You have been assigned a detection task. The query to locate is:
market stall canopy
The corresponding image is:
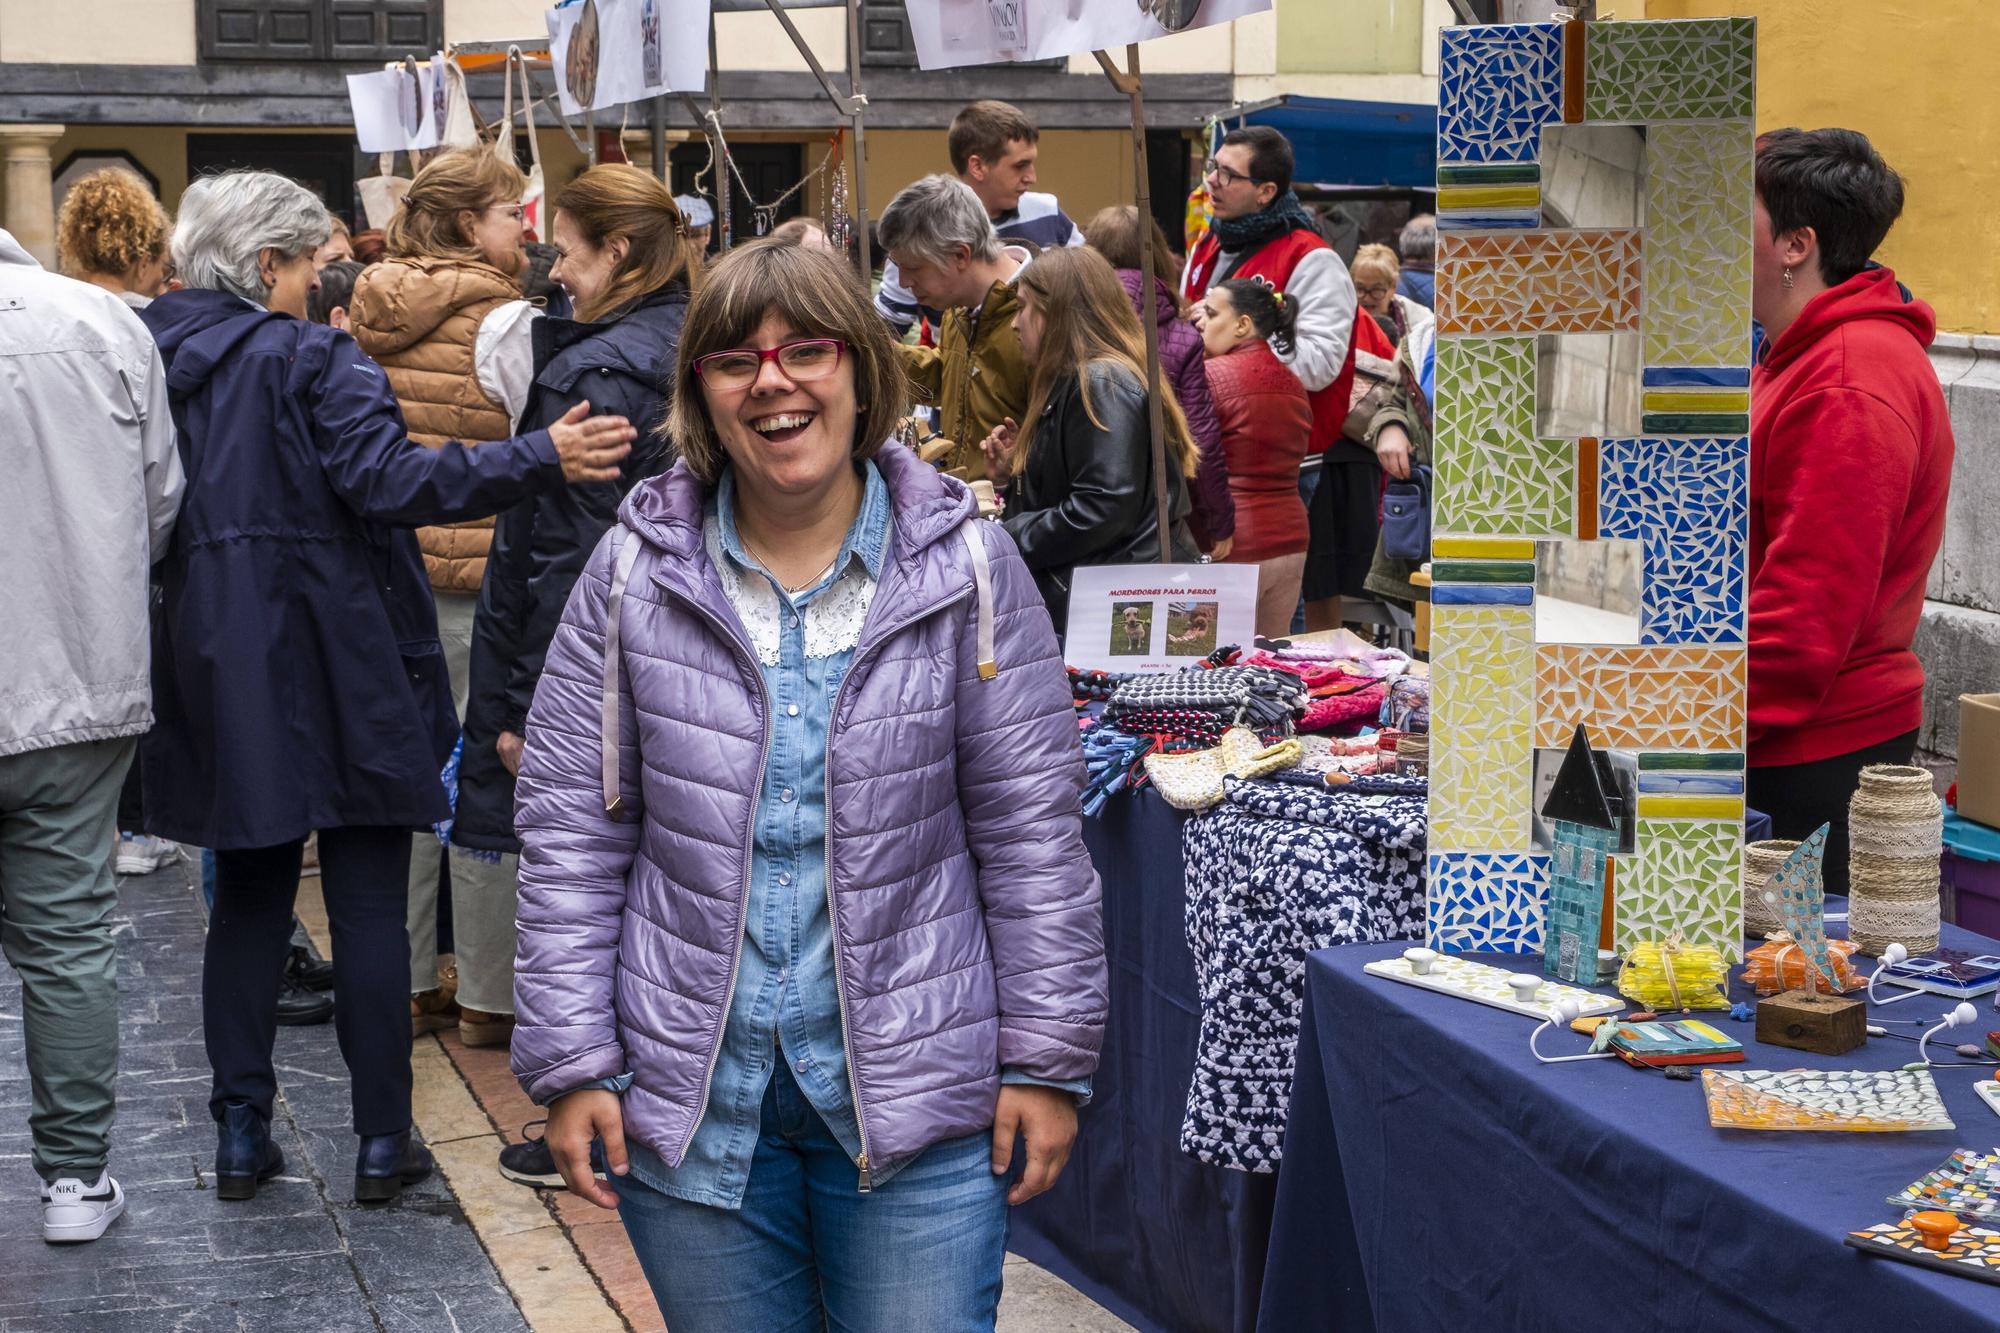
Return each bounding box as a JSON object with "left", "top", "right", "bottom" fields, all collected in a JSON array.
[{"left": 1220, "top": 95, "right": 1437, "bottom": 190}]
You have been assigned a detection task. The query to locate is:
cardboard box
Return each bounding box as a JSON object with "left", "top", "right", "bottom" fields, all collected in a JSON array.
[{"left": 1960, "top": 694, "right": 2000, "bottom": 831}]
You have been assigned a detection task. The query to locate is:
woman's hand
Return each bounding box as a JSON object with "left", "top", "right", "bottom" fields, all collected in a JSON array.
[
  {"left": 1207, "top": 535, "right": 1234, "bottom": 562},
  {"left": 979, "top": 417, "right": 1018, "bottom": 486},
  {"left": 497, "top": 730, "right": 524, "bottom": 777},
  {"left": 546, "top": 1088, "right": 629, "bottom": 1210},
  {"left": 1375, "top": 422, "right": 1413, "bottom": 481},
  {"left": 548, "top": 400, "right": 636, "bottom": 484},
  {"left": 990, "top": 1084, "right": 1078, "bottom": 1206}
]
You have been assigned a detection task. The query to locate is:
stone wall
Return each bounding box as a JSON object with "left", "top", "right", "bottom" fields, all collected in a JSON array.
[{"left": 1916, "top": 334, "right": 2000, "bottom": 780}]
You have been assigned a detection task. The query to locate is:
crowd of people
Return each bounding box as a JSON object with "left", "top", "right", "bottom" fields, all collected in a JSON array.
[{"left": 0, "top": 90, "right": 1955, "bottom": 1331}]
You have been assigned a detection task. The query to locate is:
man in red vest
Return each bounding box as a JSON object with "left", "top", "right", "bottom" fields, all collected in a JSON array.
[{"left": 1184, "top": 126, "right": 1392, "bottom": 629}]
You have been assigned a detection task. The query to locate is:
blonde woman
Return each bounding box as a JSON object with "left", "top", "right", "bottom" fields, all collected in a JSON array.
[
  {"left": 1352, "top": 241, "right": 1433, "bottom": 350},
  {"left": 981, "top": 246, "right": 1199, "bottom": 632}
]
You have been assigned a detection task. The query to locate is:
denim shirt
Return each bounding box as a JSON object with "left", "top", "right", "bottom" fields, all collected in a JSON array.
[{"left": 593, "top": 460, "right": 1085, "bottom": 1209}]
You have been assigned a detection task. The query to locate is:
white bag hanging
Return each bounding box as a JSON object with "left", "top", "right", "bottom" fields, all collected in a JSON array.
[
  {"left": 435, "top": 53, "right": 482, "bottom": 149},
  {"left": 496, "top": 48, "right": 548, "bottom": 237},
  {"left": 357, "top": 151, "right": 410, "bottom": 230}
]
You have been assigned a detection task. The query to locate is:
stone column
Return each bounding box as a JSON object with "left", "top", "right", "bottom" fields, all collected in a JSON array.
[{"left": 0, "top": 124, "right": 67, "bottom": 269}]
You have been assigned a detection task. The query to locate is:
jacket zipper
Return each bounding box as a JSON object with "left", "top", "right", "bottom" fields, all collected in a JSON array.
[
  {"left": 659, "top": 587, "right": 771, "bottom": 1167},
  {"left": 824, "top": 583, "right": 974, "bottom": 1193}
]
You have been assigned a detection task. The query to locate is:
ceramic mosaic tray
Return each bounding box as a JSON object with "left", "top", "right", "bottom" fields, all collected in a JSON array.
[
  {"left": 1701, "top": 1068, "right": 1956, "bottom": 1132},
  {"left": 1889, "top": 1149, "right": 2000, "bottom": 1221},
  {"left": 1846, "top": 1220, "right": 2000, "bottom": 1288},
  {"left": 1363, "top": 955, "right": 1623, "bottom": 1021}
]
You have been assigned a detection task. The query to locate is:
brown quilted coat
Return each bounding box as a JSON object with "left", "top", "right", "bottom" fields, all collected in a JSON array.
[{"left": 350, "top": 256, "right": 520, "bottom": 592}]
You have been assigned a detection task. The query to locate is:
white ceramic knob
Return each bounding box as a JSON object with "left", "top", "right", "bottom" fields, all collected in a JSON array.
[
  {"left": 1508, "top": 974, "right": 1543, "bottom": 1004},
  {"left": 1403, "top": 947, "right": 1439, "bottom": 976}
]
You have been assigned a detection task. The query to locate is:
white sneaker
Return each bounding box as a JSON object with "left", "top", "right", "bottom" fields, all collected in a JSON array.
[
  {"left": 41, "top": 1172, "right": 125, "bottom": 1243},
  {"left": 115, "top": 834, "right": 181, "bottom": 876}
]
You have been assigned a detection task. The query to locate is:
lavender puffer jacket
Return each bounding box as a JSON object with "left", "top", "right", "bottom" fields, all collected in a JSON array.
[{"left": 509, "top": 441, "right": 1107, "bottom": 1178}]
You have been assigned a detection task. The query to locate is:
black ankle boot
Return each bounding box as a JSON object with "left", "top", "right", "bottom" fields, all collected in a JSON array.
[
  {"left": 354, "top": 1130, "right": 434, "bottom": 1204},
  {"left": 215, "top": 1100, "right": 284, "bottom": 1201}
]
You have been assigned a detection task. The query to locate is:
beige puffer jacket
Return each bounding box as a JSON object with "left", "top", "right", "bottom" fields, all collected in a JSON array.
[{"left": 350, "top": 256, "right": 519, "bottom": 592}]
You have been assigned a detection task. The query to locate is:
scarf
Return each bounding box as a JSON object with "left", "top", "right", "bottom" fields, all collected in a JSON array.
[{"left": 1211, "top": 191, "right": 1322, "bottom": 257}]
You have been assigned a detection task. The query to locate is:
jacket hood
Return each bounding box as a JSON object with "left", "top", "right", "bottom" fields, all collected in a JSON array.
[
  {"left": 535, "top": 283, "right": 688, "bottom": 390},
  {"left": 140, "top": 288, "right": 293, "bottom": 396},
  {"left": 349, "top": 256, "right": 521, "bottom": 358},
  {"left": 0, "top": 229, "right": 38, "bottom": 269},
  {"left": 1115, "top": 268, "right": 1182, "bottom": 328},
  {"left": 619, "top": 441, "right": 975, "bottom": 564},
  {"left": 1761, "top": 264, "right": 1936, "bottom": 376}
]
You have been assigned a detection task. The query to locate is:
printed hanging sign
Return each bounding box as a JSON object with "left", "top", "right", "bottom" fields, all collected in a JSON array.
[
  {"left": 346, "top": 59, "right": 440, "bottom": 153},
  {"left": 904, "top": 0, "right": 1271, "bottom": 70},
  {"left": 546, "top": 0, "right": 712, "bottom": 115}
]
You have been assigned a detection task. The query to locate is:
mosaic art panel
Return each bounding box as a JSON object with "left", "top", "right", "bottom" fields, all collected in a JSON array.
[
  {"left": 1584, "top": 18, "right": 1754, "bottom": 122},
  {"left": 1433, "top": 337, "right": 1575, "bottom": 537},
  {"left": 1436, "top": 230, "right": 1643, "bottom": 336},
  {"left": 1643, "top": 121, "right": 1754, "bottom": 369},
  {"left": 1430, "top": 603, "right": 1536, "bottom": 849},
  {"left": 1533, "top": 645, "right": 1746, "bottom": 751},
  {"left": 1438, "top": 23, "right": 1563, "bottom": 165},
  {"left": 1597, "top": 436, "right": 1748, "bottom": 645},
  {"left": 1703, "top": 1068, "right": 1954, "bottom": 1132},
  {"left": 1621, "top": 818, "right": 1742, "bottom": 958},
  {"left": 1427, "top": 852, "right": 1549, "bottom": 953}
]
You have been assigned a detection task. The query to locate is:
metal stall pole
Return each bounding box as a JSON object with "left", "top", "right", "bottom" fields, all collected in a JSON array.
[
  {"left": 649, "top": 94, "right": 667, "bottom": 182},
  {"left": 711, "top": 14, "right": 732, "bottom": 250},
  {"left": 1095, "top": 44, "right": 1173, "bottom": 565},
  {"left": 845, "top": 0, "right": 872, "bottom": 274}
]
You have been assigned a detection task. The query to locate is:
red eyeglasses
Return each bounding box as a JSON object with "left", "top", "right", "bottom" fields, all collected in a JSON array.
[{"left": 692, "top": 338, "right": 846, "bottom": 391}]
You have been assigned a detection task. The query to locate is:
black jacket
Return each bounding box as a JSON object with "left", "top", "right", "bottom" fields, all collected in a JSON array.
[
  {"left": 453, "top": 284, "right": 687, "bottom": 851},
  {"left": 1001, "top": 360, "right": 1197, "bottom": 632}
]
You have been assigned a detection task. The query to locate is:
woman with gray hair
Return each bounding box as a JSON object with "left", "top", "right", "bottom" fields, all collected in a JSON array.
[{"left": 138, "top": 171, "right": 638, "bottom": 1206}]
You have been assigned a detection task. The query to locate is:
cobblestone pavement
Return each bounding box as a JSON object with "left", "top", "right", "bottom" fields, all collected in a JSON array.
[
  {"left": 0, "top": 862, "right": 526, "bottom": 1333},
  {"left": 2, "top": 862, "right": 1130, "bottom": 1332}
]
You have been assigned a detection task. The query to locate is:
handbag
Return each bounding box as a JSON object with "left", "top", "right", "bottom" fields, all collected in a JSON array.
[
  {"left": 1379, "top": 464, "right": 1431, "bottom": 561},
  {"left": 494, "top": 47, "right": 548, "bottom": 237}
]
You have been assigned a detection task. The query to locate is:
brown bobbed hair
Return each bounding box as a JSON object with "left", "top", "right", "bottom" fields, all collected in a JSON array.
[
  {"left": 948, "top": 100, "right": 1038, "bottom": 175},
  {"left": 552, "top": 164, "right": 699, "bottom": 324},
  {"left": 1015, "top": 246, "right": 1198, "bottom": 479},
  {"left": 662, "top": 241, "right": 909, "bottom": 486},
  {"left": 1083, "top": 204, "right": 1186, "bottom": 314},
  {"left": 385, "top": 148, "right": 528, "bottom": 263},
  {"left": 57, "top": 169, "right": 170, "bottom": 280}
]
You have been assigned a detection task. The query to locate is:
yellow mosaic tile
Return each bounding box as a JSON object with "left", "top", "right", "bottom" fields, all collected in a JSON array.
[
  {"left": 1643, "top": 121, "right": 1754, "bottom": 369},
  {"left": 1430, "top": 603, "right": 1536, "bottom": 850}
]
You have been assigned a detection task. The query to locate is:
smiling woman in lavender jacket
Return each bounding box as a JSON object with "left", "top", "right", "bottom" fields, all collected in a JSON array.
[{"left": 508, "top": 241, "right": 1106, "bottom": 1331}]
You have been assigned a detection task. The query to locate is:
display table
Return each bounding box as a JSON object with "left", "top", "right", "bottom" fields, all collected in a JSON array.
[
  {"left": 1011, "top": 788, "right": 1276, "bottom": 1333},
  {"left": 1259, "top": 922, "right": 2000, "bottom": 1332}
]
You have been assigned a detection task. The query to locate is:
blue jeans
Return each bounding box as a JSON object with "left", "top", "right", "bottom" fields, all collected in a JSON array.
[{"left": 613, "top": 1063, "right": 1009, "bottom": 1332}]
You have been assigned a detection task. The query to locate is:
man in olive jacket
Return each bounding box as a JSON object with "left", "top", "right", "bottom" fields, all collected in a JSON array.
[{"left": 879, "top": 175, "right": 1033, "bottom": 480}]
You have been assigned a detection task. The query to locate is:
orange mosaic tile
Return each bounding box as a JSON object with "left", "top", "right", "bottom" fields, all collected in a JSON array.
[
  {"left": 1436, "top": 229, "right": 1643, "bottom": 335},
  {"left": 1534, "top": 644, "right": 1746, "bottom": 750}
]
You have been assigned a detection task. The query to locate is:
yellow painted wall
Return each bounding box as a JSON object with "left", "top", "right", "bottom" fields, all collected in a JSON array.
[
  {"left": 0, "top": 0, "right": 196, "bottom": 64},
  {"left": 1644, "top": 0, "right": 2000, "bottom": 334},
  {"left": 1278, "top": 0, "right": 1428, "bottom": 75}
]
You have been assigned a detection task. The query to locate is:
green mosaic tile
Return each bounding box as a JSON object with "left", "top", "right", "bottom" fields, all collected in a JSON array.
[{"left": 1584, "top": 18, "right": 1754, "bottom": 122}]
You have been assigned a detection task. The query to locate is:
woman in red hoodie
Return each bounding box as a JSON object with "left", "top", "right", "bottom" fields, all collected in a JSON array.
[
  {"left": 1200, "top": 277, "right": 1314, "bottom": 637},
  {"left": 1746, "top": 128, "right": 1955, "bottom": 892}
]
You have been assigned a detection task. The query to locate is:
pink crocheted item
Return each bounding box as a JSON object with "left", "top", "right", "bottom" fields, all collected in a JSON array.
[{"left": 1299, "top": 679, "right": 1391, "bottom": 733}]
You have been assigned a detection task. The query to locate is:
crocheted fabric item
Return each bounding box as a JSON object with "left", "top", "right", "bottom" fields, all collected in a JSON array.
[
  {"left": 1110, "top": 707, "right": 1232, "bottom": 749},
  {"left": 1181, "top": 774, "right": 1427, "bottom": 1172},
  {"left": 1079, "top": 722, "right": 1153, "bottom": 817},
  {"left": 1300, "top": 678, "right": 1391, "bottom": 733},
  {"left": 1145, "top": 729, "right": 1304, "bottom": 812},
  {"left": 1107, "top": 665, "right": 1308, "bottom": 730}
]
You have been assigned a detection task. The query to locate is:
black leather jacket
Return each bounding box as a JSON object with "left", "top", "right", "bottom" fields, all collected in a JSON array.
[{"left": 1002, "top": 360, "right": 1198, "bottom": 633}]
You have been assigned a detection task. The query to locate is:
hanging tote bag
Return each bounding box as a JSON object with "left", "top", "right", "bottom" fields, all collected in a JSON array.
[{"left": 495, "top": 47, "right": 548, "bottom": 237}]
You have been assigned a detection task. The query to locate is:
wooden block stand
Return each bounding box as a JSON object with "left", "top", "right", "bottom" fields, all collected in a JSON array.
[{"left": 1756, "top": 990, "right": 1867, "bottom": 1055}]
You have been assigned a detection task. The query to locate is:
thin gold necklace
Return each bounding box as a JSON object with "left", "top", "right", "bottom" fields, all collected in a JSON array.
[{"left": 741, "top": 531, "right": 839, "bottom": 595}]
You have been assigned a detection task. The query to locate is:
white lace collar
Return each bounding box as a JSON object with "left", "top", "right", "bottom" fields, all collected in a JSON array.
[{"left": 703, "top": 517, "right": 880, "bottom": 668}]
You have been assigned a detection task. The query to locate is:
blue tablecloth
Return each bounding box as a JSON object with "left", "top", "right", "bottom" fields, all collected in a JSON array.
[
  {"left": 1259, "top": 921, "right": 2000, "bottom": 1331},
  {"left": 1010, "top": 788, "right": 1276, "bottom": 1333}
]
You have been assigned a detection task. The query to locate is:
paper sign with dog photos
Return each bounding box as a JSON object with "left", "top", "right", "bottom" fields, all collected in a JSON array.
[
  {"left": 904, "top": 0, "right": 1272, "bottom": 71},
  {"left": 546, "top": 0, "right": 711, "bottom": 116},
  {"left": 1065, "top": 563, "right": 1259, "bottom": 673}
]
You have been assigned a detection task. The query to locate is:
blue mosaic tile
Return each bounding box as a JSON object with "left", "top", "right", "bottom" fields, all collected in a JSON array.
[
  {"left": 1428, "top": 851, "right": 1549, "bottom": 953},
  {"left": 1438, "top": 24, "right": 1564, "bottom": 166},
  {"left": 1599, "top": 437, "right": 1749, "bottom": 646},
  {"left": 1643, "top": 366, "right": 1752, "bottom": 388},
  {"left": 1433, "top": 584, "right": 1535, "bottom": 607}
]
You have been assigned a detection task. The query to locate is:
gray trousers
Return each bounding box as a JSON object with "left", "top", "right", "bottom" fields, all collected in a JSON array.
[
  {"left": 408, "top": 590, "right": 520, "bottom": 1013},
  {"left": 0, "top": 735, "right": 135, "bottom": 1182}
]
